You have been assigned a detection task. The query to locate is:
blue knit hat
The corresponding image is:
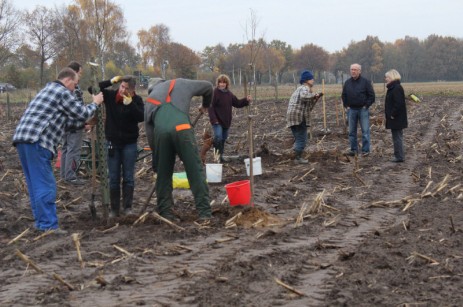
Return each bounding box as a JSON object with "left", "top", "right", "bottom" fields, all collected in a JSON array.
[{"left": 299, "top": 70, "right": 314, "bottom": 84}]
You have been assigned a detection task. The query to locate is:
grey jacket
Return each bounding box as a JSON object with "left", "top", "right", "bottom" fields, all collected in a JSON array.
[{"left": 144, "top": 78, "right": 213, "bottom": 150}]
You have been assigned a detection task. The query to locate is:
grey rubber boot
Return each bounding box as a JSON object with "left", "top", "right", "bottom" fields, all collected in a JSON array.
[
  {"left": 109, "top": 189, "right": 121, "bottom": 218},
  {"left": 294, "top": 151, "right": 308, "bottom": 164}
]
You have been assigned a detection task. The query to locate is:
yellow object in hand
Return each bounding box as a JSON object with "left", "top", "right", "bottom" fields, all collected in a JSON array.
[
  {"left": 122, "top": 94, "right": 132, "bottom": 105},
  {"left": 111, "top": 76, "right": 123, "bottom": 84},
  {"left": 409, "top": 94, "right": 421, "bottom": 103}
]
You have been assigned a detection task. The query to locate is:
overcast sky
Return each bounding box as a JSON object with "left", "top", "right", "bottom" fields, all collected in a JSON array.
[{"left": 16, "top": 0, "right": 463, "bottom": 53}]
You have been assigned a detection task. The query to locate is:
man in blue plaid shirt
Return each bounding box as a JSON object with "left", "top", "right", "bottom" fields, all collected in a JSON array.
[{"left": 13, "top": 67, "right": 103, "bottom": 234}]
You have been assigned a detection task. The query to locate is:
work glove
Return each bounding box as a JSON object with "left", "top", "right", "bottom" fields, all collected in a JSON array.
[
  {"left": 409, "top": 94, "right": 421, "bottom": 103},
  {"left": 122, "top": 94, "right": 132, "bottom": 105},
  {"left": 111, "top": 76, "right": 123, "bottom": 84}
]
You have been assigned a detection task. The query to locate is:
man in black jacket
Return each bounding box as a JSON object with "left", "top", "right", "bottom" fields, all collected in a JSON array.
[
  {"left": 342, "top": 63, "right": 376, "bottom": 156},
  {"left": 100, "top": 75, "right": 145, "bottom": 217}
]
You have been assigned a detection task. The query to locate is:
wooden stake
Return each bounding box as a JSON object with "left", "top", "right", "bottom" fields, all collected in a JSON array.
[{"left": 322, "top": 79, "right": 327, "bottom": 131}]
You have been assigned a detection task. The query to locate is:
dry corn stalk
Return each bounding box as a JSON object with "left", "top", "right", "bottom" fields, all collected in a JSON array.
[
  {"left": 102, "top": 223, "right": 119, "bottom": 233},
  {"left": 307, "top": 190, "right": 326, "bottom": 214},
  {"left": 72, "top": 233, "right": 84, "bottom": 268},
  {"left": 225, "top": 212, "right": 242, "bottom": 228},
  {"left": 152, "top": 212, "right": 185, "bottom": 231},
  {"left": 15, "top": 249, "right": 74, "bottom": 290},
  {"left": 323, "top": 214, "right": 340, "bottom": 227},
  {"left": 133, "top": 212, "right": 149, "bottom": 225},
  {"left": 32, "top": 230, "right": 54, "bottom": 242},
  {"left": 421, "top": 181, "right": 434, "bottom": 197},
  {"left": 274, "top": 277, "right": 305, "bottom": 296},
  {"left": 15, "top": 249, "right": 44, "bottom": 273},
  {"left": 294, "top": 202, "right": 309, "bottom": 227},
  {"left": 407, "top": 251, "right": 439, "bottom": 265},
  {"left": 431, "top": 174, "right": 450, "bottom": 196},
  {"left": 213, "top": 149, "right": 220, "bottom": 163},
  {"left": 113, "top": 244, "right": 133, "bottom": 257},
  {"left": 7, "top": 228, "right": 30, "bottom": 245}
]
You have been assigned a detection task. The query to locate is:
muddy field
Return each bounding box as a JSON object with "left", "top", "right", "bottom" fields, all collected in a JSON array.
[{"left": 0, "top": 94, "right": 462, "bottom": 306}]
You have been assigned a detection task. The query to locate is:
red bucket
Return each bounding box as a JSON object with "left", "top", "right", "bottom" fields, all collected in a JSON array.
[{"left": 225, "top": 180, "right": 252, "bottom": 206}]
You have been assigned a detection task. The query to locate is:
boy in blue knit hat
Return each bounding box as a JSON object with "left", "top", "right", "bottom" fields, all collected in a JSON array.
[{"left": 286, "top": 70, "right": 322, "bottom": 164}]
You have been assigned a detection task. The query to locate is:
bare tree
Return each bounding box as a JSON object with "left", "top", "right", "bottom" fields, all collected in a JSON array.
[
  {"left": 54, "top": 4, "right": 89, "bottom": 66},
  {"left": 24, "top": 6, "right": 61, "bottom": 86},
  {"left": 242, "top": 9, "right": 265, "bottom": 97},
  {"left": 0, "top": 0, "right": 22, "bottom": 66}
]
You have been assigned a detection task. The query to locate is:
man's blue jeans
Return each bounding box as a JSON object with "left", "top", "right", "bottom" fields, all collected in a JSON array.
[
  {"left": 107, "top": 142, "right": 138, "bottom": 190},
  {"left": 16, "top": 142, "right": 58, "bottom": 230},
  {"left": 348, "top": 107, "right": 371, "bottom": 153},
  {"left": 290, "top": 121, "right": 308, "bottom": 153}
]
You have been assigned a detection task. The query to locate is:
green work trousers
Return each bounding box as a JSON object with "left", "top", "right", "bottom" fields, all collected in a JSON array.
[{"left": 153, "top": 103, "right": 211, "bottom": 219}]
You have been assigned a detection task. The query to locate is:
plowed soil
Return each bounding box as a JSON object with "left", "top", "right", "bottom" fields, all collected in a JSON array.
[{"left": 1, "top": 95, "right": 462, "bottom": 306}]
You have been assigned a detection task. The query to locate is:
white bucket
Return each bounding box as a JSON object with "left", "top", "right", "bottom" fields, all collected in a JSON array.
[
  {"left": 206, "top": 163, "right": 223, "bottom": 183},
  {"left": 244, "top": 157, "right": 262, "bottom": 176}
]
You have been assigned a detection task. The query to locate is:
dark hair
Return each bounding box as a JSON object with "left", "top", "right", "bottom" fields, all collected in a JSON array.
[
  {"left": 67, "top": 61, "right": 82, "bottom": 73},
  {"left": 122, "top": 75, "right": 136, "bottom": 90},
  {"left": 57, "top": 67, "right": 77, "bottom": 80}
]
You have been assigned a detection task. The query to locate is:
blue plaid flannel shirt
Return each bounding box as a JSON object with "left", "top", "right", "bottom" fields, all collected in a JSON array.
[{"left": 13, "top": 81, "right": 98, "bottom": 155}]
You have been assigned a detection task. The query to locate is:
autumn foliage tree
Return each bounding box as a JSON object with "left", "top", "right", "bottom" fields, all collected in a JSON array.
[
  {"left": 137, "top": 24, "right": 171, "bottom": 73},
  {"left": 166, "top": 42, "right": 200, "bottom": 79},
  {"left": 68, "top": 0, "right": 127, "bottom": 78},
  {"left": 293, "top": 43, "right": 330, "bottom": 80}
]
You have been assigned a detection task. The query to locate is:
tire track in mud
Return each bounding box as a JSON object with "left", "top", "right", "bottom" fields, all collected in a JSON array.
[{"left": 261, "top": 99, "right": 461, "bottom": 306}]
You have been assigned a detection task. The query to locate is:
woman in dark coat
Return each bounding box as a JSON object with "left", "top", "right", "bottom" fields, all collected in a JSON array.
[{"left": 384, "top": 69, "right": 408, "bottom": 162}]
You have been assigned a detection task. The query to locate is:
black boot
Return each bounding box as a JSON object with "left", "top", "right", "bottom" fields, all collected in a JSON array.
[
  {"left": 122, "top": 185, "right": 134, "bottom": 215},
  {"left": 110, "top": 189, "right": 121, "bottom": 218}
]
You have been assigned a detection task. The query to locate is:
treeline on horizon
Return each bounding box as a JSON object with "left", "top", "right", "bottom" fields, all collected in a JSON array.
[{"left": 1, "top": 0, "right": 462, "bottom": 89}]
